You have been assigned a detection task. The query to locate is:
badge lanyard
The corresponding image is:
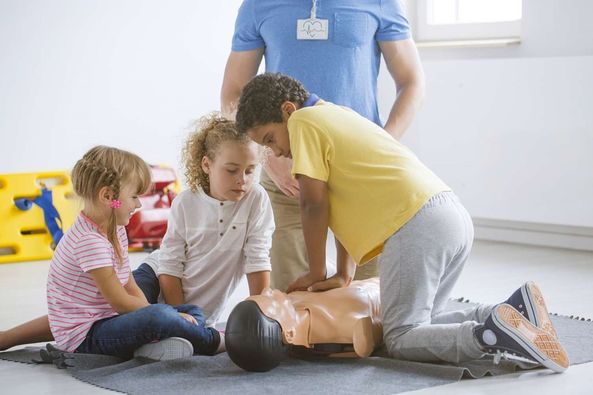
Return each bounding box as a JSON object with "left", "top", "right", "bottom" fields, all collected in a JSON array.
[{"left": 297, "top": 0, "right": 329, "bottom": 40}]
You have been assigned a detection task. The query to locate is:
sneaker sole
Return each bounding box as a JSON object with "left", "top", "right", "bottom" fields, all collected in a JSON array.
[
  {"left": 494, "top": 304, "right": 569, "bottom": 373},
  {"left": 134, "top": 337, "right": 194, "bottom": 361},
  {"left": 523, "top": 282, "right": 558, "bottom": 338}
]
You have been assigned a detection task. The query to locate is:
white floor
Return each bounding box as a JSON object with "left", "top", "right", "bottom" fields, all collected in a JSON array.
[{"left": 1, "top": 240, "right": 593, "bottom": 394}]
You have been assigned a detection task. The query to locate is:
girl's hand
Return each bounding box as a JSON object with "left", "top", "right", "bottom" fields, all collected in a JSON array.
[
  {"left": 179, "top": 312, "right": 198, "bottom": 325},
  {"left": 286, "top": 271, "right": 325, "bottom": 293}
]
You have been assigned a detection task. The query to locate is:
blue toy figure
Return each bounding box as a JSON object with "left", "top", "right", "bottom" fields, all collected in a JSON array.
[{"left": 14, "top": 185, "right": 64, "bottom": 249}]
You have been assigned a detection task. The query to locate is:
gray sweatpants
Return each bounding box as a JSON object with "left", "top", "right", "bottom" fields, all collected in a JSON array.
[{"left": 379, "top": 192, "right": 493, "bottom": 363}]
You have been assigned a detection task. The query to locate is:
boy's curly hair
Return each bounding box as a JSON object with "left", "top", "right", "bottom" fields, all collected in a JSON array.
[
  {"left": 182, "top": 113, "right": 253, "bottom": 194},
  {"left": 235, "top": 73, "right": 309, "bottom": 134}
]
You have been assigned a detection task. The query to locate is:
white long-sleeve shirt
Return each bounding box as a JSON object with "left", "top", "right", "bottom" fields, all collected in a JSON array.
[{"left": 144, "top": 184, "right": 274, "bottom": 324}]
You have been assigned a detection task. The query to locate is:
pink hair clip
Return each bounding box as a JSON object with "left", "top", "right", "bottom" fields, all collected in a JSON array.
[{"left": 110, "top": 199, "right": 122, "bottom": 209}]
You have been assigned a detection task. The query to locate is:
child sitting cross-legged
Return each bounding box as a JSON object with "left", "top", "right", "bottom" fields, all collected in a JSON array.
[
  {"left": 49, "top": 145, "right": 221, "bottom": 360},
  {"left": 1, "top": 115, "right": 275, "bottom": 361}
]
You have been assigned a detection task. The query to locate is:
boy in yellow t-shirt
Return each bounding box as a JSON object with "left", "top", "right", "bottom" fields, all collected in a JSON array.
[{"left": 234, "top": 73, "right": 568, "bottom": 373}]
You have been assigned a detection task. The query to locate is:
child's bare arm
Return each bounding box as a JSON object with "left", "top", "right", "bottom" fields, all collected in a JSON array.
[
  {"left": 159, "top": 274, "right": 185, "bottom": 305},
  {"left": 247, "top": 270, "right": 270, "bottom": 295},
  {"left": 286, "top": 174, "right": 329, "bottom": 292},
  {"left": 298, "top": 174, "right": 329, "bottom": 276},
  {"left": 89, "top": 267, "right": 150, "bottom": 314},
  {"left": 124, "top": 272, "right": 149, "bottom": 304},
  {"left": 335, "top": 239, "right": 356, "bottom": 283},
  {"left": 307, "top": 232, "right": 357, "bottom": 292}
]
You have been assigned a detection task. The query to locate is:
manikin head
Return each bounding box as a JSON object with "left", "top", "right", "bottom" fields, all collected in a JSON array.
[
  {"left": 225, "top": 300, "right": 287, "bottom": 372},
  {"left": 225, "top": 288, "right": 310, "bottom": 372}
]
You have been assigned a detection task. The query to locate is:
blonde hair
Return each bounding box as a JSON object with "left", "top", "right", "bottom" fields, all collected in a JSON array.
[
  {"left": 71, "top": 145, "right": 151, "bottom": 264},
  {"left": 182, "top": 113, "right": 254, "bottom": 194}
]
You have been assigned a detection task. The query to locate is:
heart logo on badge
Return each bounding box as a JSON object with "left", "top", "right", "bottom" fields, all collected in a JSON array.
[{"left": 302, "top": 20, "right": 323, "bottom": 38}]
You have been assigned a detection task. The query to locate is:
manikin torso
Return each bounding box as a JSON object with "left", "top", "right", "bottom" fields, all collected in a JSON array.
[{"left": 246, "top": 278, "right": 383, "bottom": 357}]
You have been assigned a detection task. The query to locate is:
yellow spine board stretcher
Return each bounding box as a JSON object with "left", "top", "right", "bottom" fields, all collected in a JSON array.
[{"left": 0, "top": 171, "right": 78, "bottom": 264}]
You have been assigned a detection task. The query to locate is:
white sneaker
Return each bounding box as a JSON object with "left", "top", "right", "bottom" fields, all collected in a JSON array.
[{"left": 134, "top": 337, "right": 193, "bottom": 361}]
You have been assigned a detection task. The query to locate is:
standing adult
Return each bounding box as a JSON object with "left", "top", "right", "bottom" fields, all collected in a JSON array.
[{"left": 221, "top": 0, "right": 425, "bottom": 291}]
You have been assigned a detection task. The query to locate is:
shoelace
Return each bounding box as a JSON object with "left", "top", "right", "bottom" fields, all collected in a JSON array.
[
  {"left": 492, "top": 349, "right": 536, "bottom": 366},
  {"left": 493, "top": 350, "right": 509, "bottom": 365}
]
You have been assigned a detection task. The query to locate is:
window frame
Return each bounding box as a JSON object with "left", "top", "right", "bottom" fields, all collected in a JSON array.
[{"left": 414, "top": 0, "right": 522, "bottom": 42}]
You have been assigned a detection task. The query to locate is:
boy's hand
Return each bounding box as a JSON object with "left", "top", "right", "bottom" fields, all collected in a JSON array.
[
  {"left": 179, "top": 312, "right": 198, "bottom": 325},
  {"left": 307, "top": 272, "right": 352, "bottom": 292},
  {"left": 286, "top": 271, "right": 325, "bottom": 293}
]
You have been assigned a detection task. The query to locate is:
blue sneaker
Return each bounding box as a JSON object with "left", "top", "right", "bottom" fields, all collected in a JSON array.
[
  {"left": 504, "top": 281, "right": 558, "bottom": 338},
  {"left": 475, "top": 304, "right": 569, "bottom": 373}
]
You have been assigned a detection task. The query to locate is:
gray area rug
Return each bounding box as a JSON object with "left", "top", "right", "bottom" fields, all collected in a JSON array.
[{"left": 2, "top": 300, "right": 593, "bottom": 395}]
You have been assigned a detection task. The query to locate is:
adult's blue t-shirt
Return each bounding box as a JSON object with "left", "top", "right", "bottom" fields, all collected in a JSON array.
[{"left": 231, "top": 0, "right": 410, "bottom": 126}]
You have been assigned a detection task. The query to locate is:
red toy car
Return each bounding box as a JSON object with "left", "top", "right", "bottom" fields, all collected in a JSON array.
[{"left": 126, "top": 165, "right": 178, "bottom": 251}]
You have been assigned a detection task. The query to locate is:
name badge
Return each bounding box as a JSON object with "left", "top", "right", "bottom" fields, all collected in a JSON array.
[{"left": 297, "top": 18, "right": 329, "bottom": 40}]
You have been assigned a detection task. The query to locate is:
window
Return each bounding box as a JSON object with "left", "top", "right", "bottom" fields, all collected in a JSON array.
[{"left": 414, "top": 0, "right": 522, "bottom": 42}]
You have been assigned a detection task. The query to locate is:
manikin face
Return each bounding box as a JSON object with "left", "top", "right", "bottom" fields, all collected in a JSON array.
[
  {"left": 247, "top": 101, "right": 296, "bottom": 159},
  {"left": 249, "top": 288, "right": 305, "bottom": 346},
  {"left": 201, "top": 140, "right": 259, "bottom": 202},
  {"left": 113, "top": 183, "right": 142, "bottom": 226}
]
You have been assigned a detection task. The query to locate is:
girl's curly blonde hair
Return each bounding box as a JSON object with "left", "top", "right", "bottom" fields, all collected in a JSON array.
[{"left": 182, "top": 113, "right": 255, "bottom": 194}]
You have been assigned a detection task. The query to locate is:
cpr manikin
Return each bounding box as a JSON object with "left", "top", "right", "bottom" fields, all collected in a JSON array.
[{"left": 225, "top": 278, "right": 382, "bottom": 372}]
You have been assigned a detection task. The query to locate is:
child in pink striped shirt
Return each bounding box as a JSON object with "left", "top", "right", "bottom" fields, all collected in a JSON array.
[{"left": 6, "top": 146, "right": 222, "bottom": 360}]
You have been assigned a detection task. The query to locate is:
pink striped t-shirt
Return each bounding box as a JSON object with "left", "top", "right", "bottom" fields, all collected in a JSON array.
[{"left": 47, "top": 213, "right": 131, "bottom": 352}]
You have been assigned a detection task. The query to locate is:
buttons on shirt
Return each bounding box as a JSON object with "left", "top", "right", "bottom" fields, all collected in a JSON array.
[
  {"left": 219, "top": 226, "right": 236, "bottom": 236},
  {"left": 219, "top": 219, "right": 223, "bottom": 223}
]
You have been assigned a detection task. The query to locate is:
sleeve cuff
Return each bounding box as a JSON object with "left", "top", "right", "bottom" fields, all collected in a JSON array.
[
  {"left": 157, "top": 266, "right": 183, "bottom": 278},
  {"left": 376, "top": 31, "right": 411, "bottom": 42},
  {"left": 244, "top": 260, "right": 272, "bottom": 274},
  {"left": 231, "top": 41, "right": 265, "bottom": 51}
]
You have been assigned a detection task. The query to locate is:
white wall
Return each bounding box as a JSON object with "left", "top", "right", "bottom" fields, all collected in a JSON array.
[
  {"left": 380, "top": 0, "right": 593, "bottom": 238},
  {"left": 0, "top": 0, "right": 242, "bottom": 176},
  {"left": 2, "top": 0, "right": 592, "bottom": 245}
]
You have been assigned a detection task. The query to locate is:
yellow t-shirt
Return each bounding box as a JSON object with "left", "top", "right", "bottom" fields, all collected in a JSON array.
[{"left": 289, "top": 101, "right": 450, "bottom": 265}]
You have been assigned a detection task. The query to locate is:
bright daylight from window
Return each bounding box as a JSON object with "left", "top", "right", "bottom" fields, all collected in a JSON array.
[{"left": 428, "top": 0, "right": 522, "bottom": 24}]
